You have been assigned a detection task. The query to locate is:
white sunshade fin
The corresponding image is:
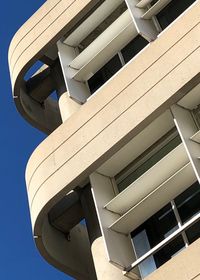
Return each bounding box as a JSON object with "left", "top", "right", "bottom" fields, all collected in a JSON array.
[
  {"left": 141, "top": 0, "right": 172, "bottom": 19},
  {"left": 105, "top": 144, "right": 188, "bottom": 215},
  {"left": 109, "top": 163, "right": 195, "bottom": 234},
  {"left": 64, "top": 0, "right": 124, "bottom": 47},
  {"left": 136, "top": 0, "right": 154, "bottom": 9},
  {"left": 69, "top": 10, "right": 133, "bottom": 70}
]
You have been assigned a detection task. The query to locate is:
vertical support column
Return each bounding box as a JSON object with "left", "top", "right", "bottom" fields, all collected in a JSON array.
[
  {"left": 125, "top": 0, "right": 158, "bottom": 42},
  {"left": 57, "top": 40, "right": 90, "bottom": 104},
  {"left": 52, "top": 55, "right": 81, "bottom": 122},
  {"left": 171, "top": 104, "right": 200, "bottom": 183},
  {"left": 58, "top": 93, "right": 81, "bottom": 122},
  {"left": 89, "top": 172, "right": 139, "bottom": 280}
]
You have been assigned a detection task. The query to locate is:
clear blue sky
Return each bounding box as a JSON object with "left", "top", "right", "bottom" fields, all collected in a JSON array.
[{"left": 0, "top": 1, "right": 73, "bottom": 279}]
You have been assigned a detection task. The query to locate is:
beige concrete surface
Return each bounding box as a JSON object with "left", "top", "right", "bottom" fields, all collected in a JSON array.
[
  {"left": 16, "top": 3, "right": 200, "bottom": 276},
  {"left": 26, "top": 5, "right": 200, "bottom": 233},
  {"left": 35, "top": 217, "right": 96, "bottom": 280},
  {"left": 9, "top": 0, "right": 200, "bottom": 278},
  {"left": 8, "top": 0, "right": 200, "bottom": 133},
  {"left": 91, "top": 237, "right": 139, "bottom": 280},
  {"left": 25, "top": 0, "right": 200, "bottom": 183},
  {"left": 58, "top": 92, "right": 81, "bottom": 122}
]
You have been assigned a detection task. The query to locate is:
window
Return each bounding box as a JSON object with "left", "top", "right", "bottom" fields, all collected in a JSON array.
[
  {"left": 59, "top": 0, "right": 197, "bottom": 103},
  {"left": 78, "top": 2, "right": 127, "bottom": 52},
  {"left": 116, "top": 129, "right": 181, "bottom": 192},
  {"left": 175, "top": 182, "right": 200, "bottom": 224},
  {"left": 88, "top": 54, "right": 122, "bottom": 94},
  {"left": 88, "top": 35, "right": 148, "bottom": 95},
  {"left": 121, "top": 35, "right": 148, "bottom": 64},
  {"left": 131, "top": 181, "right": 200, "bottom": 278},
  {"left": 155, "top": 0, "right": 196, "bottom": 30}
]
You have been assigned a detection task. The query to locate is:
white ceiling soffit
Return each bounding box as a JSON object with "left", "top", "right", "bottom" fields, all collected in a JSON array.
[
  {"left": 64, "top": 0, "right": 124, "bottom": 47},
  {"left": 178, "top": 83, "right": 200, "bottom": 110},
  {"left": 190, "top": 130, "right": 200, "bottom": 144},
  {"left": 97, "top": 110, "right": 175, "bottom": 177}
]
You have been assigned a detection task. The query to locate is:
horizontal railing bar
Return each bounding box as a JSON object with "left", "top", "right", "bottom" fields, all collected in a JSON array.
[{"left": 125, "top": 212, "right": 200, "bottom": 272}]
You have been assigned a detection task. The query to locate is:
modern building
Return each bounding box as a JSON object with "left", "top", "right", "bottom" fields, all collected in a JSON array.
[{"left": 9, "top": 0, "right": 200, "bottom": 279}]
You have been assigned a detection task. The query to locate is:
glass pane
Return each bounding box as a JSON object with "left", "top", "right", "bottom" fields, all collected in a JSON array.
[
  {"left": 151, "top": 0, "right": 159, "bottom": 5},
  {"left": 121, "top": 35, "right": 148, "bottom": 64},
  {"left": 131, "top": 203, "right": 179, "bottom": 275},
  {"left": 88, "top": 54, "right": 122, "bottom": 94},
  {"left": 132, "top": 230, "right": 157, "bottom": 278},
  {"left": 175, "top": 181, "right": 200, "bottom": 224},
  {"left": 153, "top": 236, "right": 185, "bottom": 268},
  {"left": 156, "top": 0, "right": 196, "bottom": 30},
  {"left": 186, "top": 220, "right": 200, "bottom": 244},
  {"left": 132, "top": 203, "right": 177, "bottom": 249}
]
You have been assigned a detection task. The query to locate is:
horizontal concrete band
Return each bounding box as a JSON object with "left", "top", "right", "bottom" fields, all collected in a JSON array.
[{"left": 25, "top": 3, "right": 200, "bottom": 234}]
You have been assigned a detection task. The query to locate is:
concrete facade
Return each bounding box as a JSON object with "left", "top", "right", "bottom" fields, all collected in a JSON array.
[{"left": 9, "top": 0, "right": 200, "bottom": 279}]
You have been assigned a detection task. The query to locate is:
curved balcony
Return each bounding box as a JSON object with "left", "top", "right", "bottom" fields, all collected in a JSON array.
[
  {"left": 25, "top": 1, "right": 200, "bottom": 274},
  {"left": 8, "top": 0, "right": 200, "bottom": 278},
  {"left": 9, "top": 0, "right": 200, "bottom": 134},
  {"left": 8, "top": 0, "right": 100, "bottom": 133}
]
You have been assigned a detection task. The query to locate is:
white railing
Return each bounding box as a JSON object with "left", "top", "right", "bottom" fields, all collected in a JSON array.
[{"left": 124, "top": 212, "right": 200, "bottom": 274}]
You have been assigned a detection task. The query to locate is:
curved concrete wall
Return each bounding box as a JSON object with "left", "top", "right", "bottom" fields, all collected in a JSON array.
[
  {"left": 26, "top": 0, "right": 200, "bottom": 233},
  {"left": 9, "top": 0, "right": 200, "bottom": 278},
  {"left": 8, "top": 0, "right": 100, "bottom": 133},
  {"left": 24, "top": 4, "right": 200, "bottom": 276}
]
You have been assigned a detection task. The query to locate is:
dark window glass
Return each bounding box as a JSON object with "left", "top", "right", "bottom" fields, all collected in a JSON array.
[
  {"left": 131, "top": 181, "right": 200, "bottom": 276},
  {"left": 153, "top": 236, "right": 185, "bottom": 268},
  {"left": 121, "top": 35, "right": 148, "bottom": 64},
  {"left": 156, "top": 0, "right": 196, "bottom": 30},
  {"left": 88, "top": 54, "right": 122, "bottom": 94},
  {"left": 117, "top": 134, "right": 181, "bottom": 192},
  {"left": 131, "top": 203, "right": 180, "bottom": 275},
  {"left": 175, "top": 181, "right": 200, "bottom": 224},
  {"left": 131, "top": 203, "right": 177, "bottom": 248},
  {"left": 186, "top": 220, "right": 200, "bottom": 244},
  {"left": 151, "top": 0, "right": 159, "bottom": 5}
]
